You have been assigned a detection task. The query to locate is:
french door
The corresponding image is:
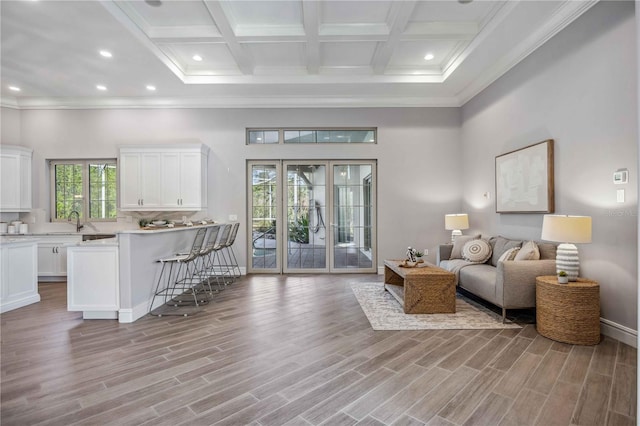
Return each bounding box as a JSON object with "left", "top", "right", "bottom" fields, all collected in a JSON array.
[{"left": 248, "top": 160, "right": 376, "bottom": 274}]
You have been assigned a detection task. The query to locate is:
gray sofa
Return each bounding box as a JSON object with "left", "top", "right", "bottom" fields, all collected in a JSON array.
[{"left": 437, "top": 235, "right": 557, "bottom": 321}]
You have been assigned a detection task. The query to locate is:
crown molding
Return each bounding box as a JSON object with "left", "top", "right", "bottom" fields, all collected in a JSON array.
[
  {"left": 6, "top": 95, "right": 462, "bottom": 110},
  {"left": 0, "top": 97, "right": 20, "bottom": 109},
  {"left": 456, "top": 0, "right": 600, "bottom": 105}
]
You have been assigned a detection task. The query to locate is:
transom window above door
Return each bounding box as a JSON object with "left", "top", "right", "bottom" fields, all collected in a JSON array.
[{"left": 247, "top": 128, "right": 376, "bottom": 144}]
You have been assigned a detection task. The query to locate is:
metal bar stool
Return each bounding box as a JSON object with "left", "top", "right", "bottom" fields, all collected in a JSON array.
[
  {"left": 208, "top": 223, "right": 233, "bottom": 286},
  {"left": 194, "top": 224, "right": 223, "bottom": 296},
  {"left": 149, "top": 227, "right": 208, "bottom": 316},
  {"left": 222, "top": 222, "right": 241, "bottom": 280}
]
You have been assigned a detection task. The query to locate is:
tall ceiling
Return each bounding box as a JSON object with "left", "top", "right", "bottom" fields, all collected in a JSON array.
[{"left": 1, "top": 0, "right": 598, "bottom": 109}]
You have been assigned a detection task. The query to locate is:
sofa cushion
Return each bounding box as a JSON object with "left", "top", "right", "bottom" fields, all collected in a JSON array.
[
  {"left": 450, "top": 234, "right": 481, "bottom": 259},
  {"left": 537, "top": 242, "right": 557, "bottom": 260},
  {"left": 462, "top": 239, "right": 492, "bottom": 263},
  {"left": 490, "top": 236, "right": 523, "bottom": 267},
  {"left": 514, "top": 240, "right": 540, "bottom": 261},
  {"left": 458, "top": 264, "right": 498, "bottom": 305},
  {"left": 498, "top": 247, "right": 520, "bottom": 262}
]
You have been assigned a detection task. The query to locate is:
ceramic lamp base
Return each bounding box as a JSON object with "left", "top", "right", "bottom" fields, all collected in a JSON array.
[
  {"left": 451, "top": 230, "right": 462, "bottom": 243},
  {"left": 556, "top": 243, "right": 580, "bottom": 282}
]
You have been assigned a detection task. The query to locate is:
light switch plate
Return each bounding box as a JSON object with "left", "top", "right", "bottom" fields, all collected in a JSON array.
[
  {"left": 229, "top": 214, "right": 238, "bottom": 221},
  {"left": 617, "top": 189, "right": 625, "bottom": 203}
]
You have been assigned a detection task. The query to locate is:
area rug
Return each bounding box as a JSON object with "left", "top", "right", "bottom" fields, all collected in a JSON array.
[{"left": 351, "top": 282, "right": 520, "bottom": 330}]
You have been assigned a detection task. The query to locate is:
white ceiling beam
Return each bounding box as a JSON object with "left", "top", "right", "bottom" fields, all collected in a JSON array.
[
  {"left": 319, "top": 23, "right": 390, "bottom": 37},
  {"left": 147, "top": 26, "right": 222, "bottom": 41},
  {"left": 370, "top": 1, "right": 418, "bottom": 75},
  {"left": 302, "top": 0, "right": 320, "bottom": 74},
  {"left": 202, "top": 0, "right": 254, "bottom": 75}
]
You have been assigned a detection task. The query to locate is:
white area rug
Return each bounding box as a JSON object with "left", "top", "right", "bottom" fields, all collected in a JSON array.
[{"left": 351, "top": 282, "right": 521, "bottom": 330}]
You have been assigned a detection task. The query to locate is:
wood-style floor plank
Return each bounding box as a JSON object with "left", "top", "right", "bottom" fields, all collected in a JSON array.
[{"left": 0, "top": 277, "right": 635, "bottom": 426}]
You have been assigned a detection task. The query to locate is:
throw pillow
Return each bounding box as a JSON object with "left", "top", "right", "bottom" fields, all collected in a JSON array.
[
  {"left": 491, "top": 236, "right": 523, "bottom": 266},
  {"left": 449, "top": 234, "right": 481, "bottom": 260},
  {"left": 498, "top": 247, "right": 520, "bottom": 262},
  {"left": 462, "top": 239, "right": 492, "bottom": 263},
  {"left": 514, "top": 240, "right": 540, "bottom": 261}
]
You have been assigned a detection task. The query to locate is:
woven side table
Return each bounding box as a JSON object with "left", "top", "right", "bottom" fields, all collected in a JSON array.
[{"left": 536, "top": 276, "right": 600, "bottom": 345}]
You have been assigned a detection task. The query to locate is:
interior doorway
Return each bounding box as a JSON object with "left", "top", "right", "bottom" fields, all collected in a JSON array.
[{"left": 248, "top": 160, "right": 377, "bottom": 274}]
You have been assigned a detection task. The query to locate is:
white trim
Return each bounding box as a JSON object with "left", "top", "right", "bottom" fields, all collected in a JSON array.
[
  {"left": 600, "top": 317, "right": 637, "bottom": 348},
  {"left": 6, "top": 95, "right": 461, "bottom": 110},
  {"left": 0, "top": 294, "right": 40, "bottom": 314},
  {"left": 457, "top": 0, "right": 599, "bottom": 105},
  {"left": 118, "top": 299, "right": 149, "bottom": 323},
  {"left": 378, "top": 266, "right": 384, "bottom": 275}
]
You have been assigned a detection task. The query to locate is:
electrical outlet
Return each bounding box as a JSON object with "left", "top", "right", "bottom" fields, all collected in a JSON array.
[
  {"left": 423, "top": 249, "right": 429, "bottom": 256},
  {"left": 229, "top": 214, "right": 238, "bottom": 221}
]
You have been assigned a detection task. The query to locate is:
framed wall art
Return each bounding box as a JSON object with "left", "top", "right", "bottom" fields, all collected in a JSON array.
[{"left": 495, "top": 139, "right": 554, "bottom": 213}]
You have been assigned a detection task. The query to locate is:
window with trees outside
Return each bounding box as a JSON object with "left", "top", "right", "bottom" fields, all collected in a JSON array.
[{"left": 50, "top": 160, "right": 117, "bottom": 221}]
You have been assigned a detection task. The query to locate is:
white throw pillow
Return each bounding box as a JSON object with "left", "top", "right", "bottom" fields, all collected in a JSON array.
[
  {"left": 514, "top": 240, "right": 540, "bottom": 261},
  {"left": 498, "top": 247, "right": 520, "bottom": 262},
  {"left": 462, "top": 239, "right": 492, "bottom": 263},
  {"left": 449, "top": 234, "right": 481, "bottom": 259}
]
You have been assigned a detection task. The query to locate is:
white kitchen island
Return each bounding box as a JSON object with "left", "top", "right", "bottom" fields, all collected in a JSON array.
[
  {"left": 0, "top": 238, "right": 39, "bottom": 313},
  {"left": 117, "top": 223, "right": 221, "bottom": 323}
]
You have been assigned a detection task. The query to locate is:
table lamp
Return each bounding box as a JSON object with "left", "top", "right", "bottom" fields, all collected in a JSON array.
[
  {"left": 445, "top": 214, "right": 469, "bottom": 243},
  {"left": 541, "top": 214, "right": 592, "bottom": 281}
]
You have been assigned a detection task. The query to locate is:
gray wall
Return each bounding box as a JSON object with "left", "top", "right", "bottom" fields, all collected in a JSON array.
[
  {"left": 9, "top": 107, "right": 462, "bottom": 268},
  {"left": 461, "top": 1, "right": 638, "bottom": 330},
  {"left": 1, "top": 107, "right": 21, "bottom": 145}
]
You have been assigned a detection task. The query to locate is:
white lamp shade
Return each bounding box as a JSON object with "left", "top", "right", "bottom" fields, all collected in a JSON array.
[
  {"left": 541, "top": 215, "right": 592, "bottom": 244},
  {"left": 445, "top": 214, "right": 469, "bottom": 231}
]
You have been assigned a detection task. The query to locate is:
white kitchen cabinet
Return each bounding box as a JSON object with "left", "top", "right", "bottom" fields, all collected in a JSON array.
[
  {"left": 36, "top": 235, "right": 82, "bottom": 279},
  {"left": 67, "top": 242, "right": 119, "bottom": 319},
  {"left": 119, "top": 151, "right": 162, "bottom": 210},
  {"left": 0, "top": 145, "right": 32, "bottom": 212},
  {"left": 119, "top": 144, "right": 208, "bottom": 211},
  {"left": 0, "top": 238, "right": 39, "bottom": 313},
  {"left": 160, "top": 150, "right": 206, "bottom": 209}
]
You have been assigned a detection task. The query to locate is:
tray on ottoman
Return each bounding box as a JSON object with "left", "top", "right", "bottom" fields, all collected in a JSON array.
[{"left": 384, "top": 259, "right": 456, "bottom": 314}]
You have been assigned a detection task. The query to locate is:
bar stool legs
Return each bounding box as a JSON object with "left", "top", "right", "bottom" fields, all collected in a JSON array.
[{"left": 149, "top": 228, "right": 208, "bottom": 317}]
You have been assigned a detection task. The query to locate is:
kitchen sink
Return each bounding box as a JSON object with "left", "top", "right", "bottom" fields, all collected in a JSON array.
[{"left": 82, "top": 234, "right": 116, "bottom": 241}]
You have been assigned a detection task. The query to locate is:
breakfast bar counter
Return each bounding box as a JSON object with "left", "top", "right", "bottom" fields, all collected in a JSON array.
[{"left": 117, "top": 223, "right": 221, "bottom": 322}]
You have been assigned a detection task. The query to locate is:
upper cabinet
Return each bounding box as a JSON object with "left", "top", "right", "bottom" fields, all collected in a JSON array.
[
  {"left": 119, "top": 144, "right": 209, "bottom": 211},
  {"left": 0, "top": 145, "right": 32, "bottom": 212}
]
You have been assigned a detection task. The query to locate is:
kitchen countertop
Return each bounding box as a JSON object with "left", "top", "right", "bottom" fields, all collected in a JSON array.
[{"left": 118, "top": 222, "right": 222, "bottom": 234}]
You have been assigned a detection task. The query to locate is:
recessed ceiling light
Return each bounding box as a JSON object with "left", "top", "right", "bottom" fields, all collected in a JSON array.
[
  {"left": 99, "top": 50, "right": 112, "bottom": 58},
  {"left": 192, "top": 54, "right": 203, "bottom": 62},
  {"left": 96, "top": 85, "right": 107, "bottom": 91},
  {"left": 8, "top": 86, "right": 21, "bottom": 92},
  {"left": 424, "top": 53, "right": 435, "bottom": 61},
  {"left": 146, "top": 85, "right": 156, "bottom": 91}
]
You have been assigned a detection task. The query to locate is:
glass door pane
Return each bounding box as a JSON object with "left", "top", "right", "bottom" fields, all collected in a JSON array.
[
  {"left": 248, "top": 162, "right": 280, "bottom": 272},
  {"left": 331, "top": 162, "right": 376, "bottom": 272},
  {"left": 284, "top": 162, "right": 328, "bottom": 272}
]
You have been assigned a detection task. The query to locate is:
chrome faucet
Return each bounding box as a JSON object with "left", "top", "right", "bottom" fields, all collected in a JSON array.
[{"left": 68, "top": 210, "right": 84, "bottom": 233}]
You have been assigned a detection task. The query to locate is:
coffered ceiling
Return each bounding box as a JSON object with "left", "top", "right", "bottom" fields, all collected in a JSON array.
[{"left": 1, "top": 0, "right": 598, "bottom": 109}]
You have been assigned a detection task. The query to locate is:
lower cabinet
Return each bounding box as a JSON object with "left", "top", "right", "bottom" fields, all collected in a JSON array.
[
  {"left": 67, "top": 244, "right": 119, "bottom": 319},
  {"left": 37, "top": 236, "right": 82, "bottom": 279},
  {"left": 1, "top": 239, "right": 39, "bottom": 313}
]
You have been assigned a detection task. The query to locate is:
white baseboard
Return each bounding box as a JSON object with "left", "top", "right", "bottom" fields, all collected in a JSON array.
[
  {"left": 377, "top": 266, "right": 384, "bottom": 275},
  {"left": 0, "top": 294, "right": 41, "bottom": 313},
  {"left": 119, "top": 300, "right": 149, "bottom": 323},
  {"left": 600, "top": 318, "right": 637, "bottom": 348}
]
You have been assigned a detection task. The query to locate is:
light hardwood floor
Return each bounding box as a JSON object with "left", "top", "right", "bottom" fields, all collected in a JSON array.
[{"left": 1, "top": 275, "right": 636, "bottom": 426}]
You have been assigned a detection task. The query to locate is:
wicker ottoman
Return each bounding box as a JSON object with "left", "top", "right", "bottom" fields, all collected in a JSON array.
[
  {"left": 535, "top": 276, "right": 600, "bottom": 345},
  {"left": 384, "top": 259, "right": 456, "bottom": 314}
]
